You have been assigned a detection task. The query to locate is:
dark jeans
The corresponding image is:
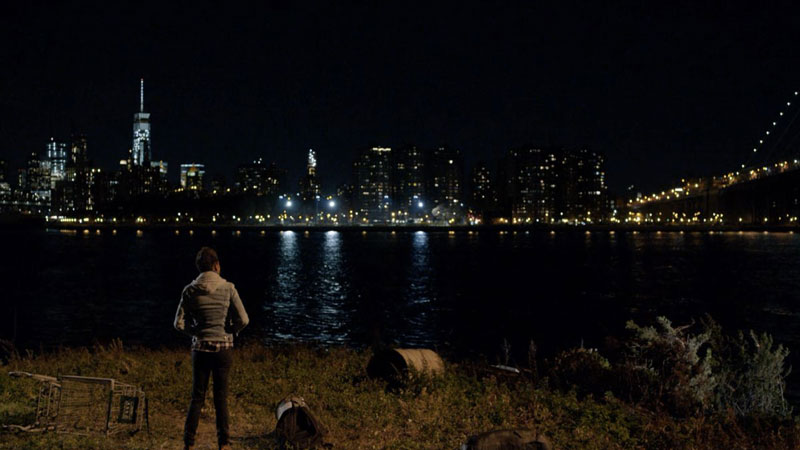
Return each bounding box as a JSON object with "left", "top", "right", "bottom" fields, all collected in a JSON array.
[{"left": 183, "top": 349, "right": 233, "bottom": 446}]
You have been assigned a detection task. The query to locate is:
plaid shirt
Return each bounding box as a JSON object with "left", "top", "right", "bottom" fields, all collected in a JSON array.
[{"left": 192, "top": 339, "right": 234, "bottom": 353}]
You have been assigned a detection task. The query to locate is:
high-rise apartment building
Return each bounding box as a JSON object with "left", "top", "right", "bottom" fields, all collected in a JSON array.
[
  {"left": 506, "top": 147, "right": 554, "bottom": 223},
  {"left": 470, "top": 162, "right": 495, "bottom": 220},
  {"left": 235, "top": 158, "right": 285, "bottom": 196},
  {"left": 551, "top": 149, "right": 606, "bottom": 223},
  {"left": 505, "top": 147, "right": 607, "bottom": 224},
  {"left": 428, "top": 146, "right": 464, "bottom": 207},
  {"left": 354, "top": 146, "right": 392, "bottom": 223},
  {"left": 392, "top": 145, "right": 426, "bottom": 216}
]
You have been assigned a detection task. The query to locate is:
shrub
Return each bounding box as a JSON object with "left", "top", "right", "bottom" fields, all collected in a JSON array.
[
  {"left": 710, "top": 328, "right": 792, "bottom": 418},
  {"left": 619, "top": 316, "right": 717, "bottom": 416},
  {"left": 618, "top": 316, "right": 793, "bottom": 420},
  {"left": 548, "top": 348, "right": 612, "bottom": 399}
]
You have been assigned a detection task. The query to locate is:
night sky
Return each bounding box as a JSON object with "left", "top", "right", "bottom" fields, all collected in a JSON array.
[{"left": 1, "top": 1, "right": 800, "bottom": 194}]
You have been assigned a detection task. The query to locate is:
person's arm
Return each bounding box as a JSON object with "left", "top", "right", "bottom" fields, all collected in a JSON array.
[
  {"left": 174, "top": 289, "right": 196, "bottom": 336},
  {"left": 227, "top": 284, "right": 250, "bottom": 335}
]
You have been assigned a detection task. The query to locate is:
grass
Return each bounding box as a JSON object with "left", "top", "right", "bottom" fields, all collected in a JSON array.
[{"left": 1, "top": 341, "right": 799, "bottom": 449}]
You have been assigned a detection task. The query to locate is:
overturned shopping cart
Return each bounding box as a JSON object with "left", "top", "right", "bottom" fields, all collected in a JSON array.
[{"left": 5, "top": 371, "right": 148, "bottom": 436}]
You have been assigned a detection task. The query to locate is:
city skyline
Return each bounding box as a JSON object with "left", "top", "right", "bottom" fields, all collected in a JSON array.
[
  {"left": 3, "top": 98, "right": 612, "bottom": 226},
  {"left": 1, "top": 2, "right": 799, "bottom": 195},
  {"left": 2, "top": 78, "right": 610, "bottom": 192},
  {"left": 4, "top": 77, "right": 800, "bottom": 200}
]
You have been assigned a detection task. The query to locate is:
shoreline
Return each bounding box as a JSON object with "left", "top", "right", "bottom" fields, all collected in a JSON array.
[{"left": 6, "top": 221, "right": 800, "bottom": 233}]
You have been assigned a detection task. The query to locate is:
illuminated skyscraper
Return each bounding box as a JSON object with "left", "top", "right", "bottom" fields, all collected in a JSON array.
[
  {"left": 54, "top": 133, "right": 93, "bottom": 214},
  {"left": 25, "top": 152, "right": 51, "bottom": 201},
  {"left": 392, "top": 145, "right": 426, "bottom": 216},
  {"left": 132, "top": 78, "right": 151, "bottom": 165},
  {"left": 504, "top": 147, "right": 607, "bottom": 224},
  {"left": 307, "top": 149, "right": 317, "bottom": 177},
  {"left": 0, "top": 159, "right": 9, "bottom": 199},
  {"left": 470, "top": 162, "right": 495, "bottom": 220},
  {"left": 69, "top": 134, "right": 88, "bottom": 167},
  {"left": 428, "top": 146, "right": 463, "bottom": 206},
  {"left": 235, "top": 158, "right": 285, "bottom": 196},
  {"left": 300, "top": 148, "right": 320, "bottom": 201},
  {"left": 180, "top": 163, "right": 206, "bottom": 190},
  {"left": 47, "top": 137, "right": 67, "bottom": 188},
  {"left": 551, "top": 148, "right": 607, "bottom": 223},
  {"left": 150, "top": 160, "right": 169, "bottom": 191},
  {"left": 354, "top": 146, "right": 392, "bottom": 223},
  {"left": 506, "top": 147, "right": 555, "bottom": 223}
]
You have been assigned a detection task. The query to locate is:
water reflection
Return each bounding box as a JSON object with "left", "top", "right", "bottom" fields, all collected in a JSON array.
[
  {"left": 311, "top": 231, "right": 348, "bottom": 342},
  {"left": 267, "top": 230, "right": 301, "bottom": 340},
  {"left": 408, "top": 231, "right": 432, "bottom": 305},
  {"left": 263, "top": 231, "right": 351, "bottom": 343},
  {"left": 276, "top": 231, "right": 300, "bottom": 301},
  {"left": 400, "top": 231, "right": 436, "bottom": 346}
]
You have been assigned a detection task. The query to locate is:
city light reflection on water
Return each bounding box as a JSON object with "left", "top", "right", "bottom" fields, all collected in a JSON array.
[
  {"left": 264, "top": 230, "right": 351, "bottom": 343},
  {"left": 401, "top": 231, "right": 436, "bottom": 346},
  {"left": 313, "top": 231, "right": 348, "bottom": 343},
  {"left": 268, "top": 230, "right": 300, "bottom": 340}
]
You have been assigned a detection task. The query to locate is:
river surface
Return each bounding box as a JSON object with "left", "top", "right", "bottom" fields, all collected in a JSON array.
[{"left": 3, "top": 228, "right": 800, "bottom": 369}]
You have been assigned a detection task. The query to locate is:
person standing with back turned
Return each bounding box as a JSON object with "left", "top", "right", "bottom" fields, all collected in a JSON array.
[{"left": 174, "top": 247, "right": 249, "bottom": 450}]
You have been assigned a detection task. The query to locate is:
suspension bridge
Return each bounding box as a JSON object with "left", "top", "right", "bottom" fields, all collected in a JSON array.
[{"left": 628, "top": 90, "right": 800, "bottom": 226}]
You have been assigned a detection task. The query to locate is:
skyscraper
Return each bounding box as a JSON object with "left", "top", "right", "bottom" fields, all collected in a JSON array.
[
  {"left": 505, "top": 147, "right": 607, "bottom": 224},
  {"left": 235, "top": 158, "right": 285, "bottom": 196},
  {"left": 307, "top": 149, "right": 317, "bottom": 177},
  {"left": 47, "top": 137, "right": 67, "bottom": 189},
  {"left": 180, "top": 163, "right": 206, "bottom": 190},
  {"left": 470, "top": 162, "right": 495, "bottom": 220},
  {"left": 25, "top": 152, "right": 51, "bottom": 201},
  {"left": 69, "top": 134, "right": 88, "bottom": 167},
  {"left": 0, "top": 159, "right": 9, "bottom": 200},
  {"left": 428, "top": 146, "right": 464, "bottom": 207},
  {"left": 354, "top": 146, "right": 392, "bottom": 223},
  {"left": 55, "top": 134, "right": 94, "bottom": 214},
  {"left": 506, "top": 147, "right": 556, "bottom": 223},
  {"left": 392, "top": 145, "right": 426, "bottom": 217},
  {"left": 299, "top": 149, "right": 321, "bottom": 202},
  {"left": 550, "top": 148, "right": 607, "bottom": 223},
  {"left": 132, "top": 79, "right": 151, "bottom": 166}
]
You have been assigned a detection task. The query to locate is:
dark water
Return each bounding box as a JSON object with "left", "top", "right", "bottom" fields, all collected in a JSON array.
[{"left": 3, "top": 229, "right": 800, "bottom": 367}]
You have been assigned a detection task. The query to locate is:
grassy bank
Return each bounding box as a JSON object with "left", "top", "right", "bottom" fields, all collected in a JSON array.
[{"left": 1, "top": 342, "right": 799, "bottom": 449}]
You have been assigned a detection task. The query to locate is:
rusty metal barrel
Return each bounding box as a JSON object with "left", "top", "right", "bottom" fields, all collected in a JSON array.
[
  {"left": 462, "top": 429, "right": 552, "bottom": 450},
  {"left": 366, "top": 348, "right": 444, "bottom": 382}
]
